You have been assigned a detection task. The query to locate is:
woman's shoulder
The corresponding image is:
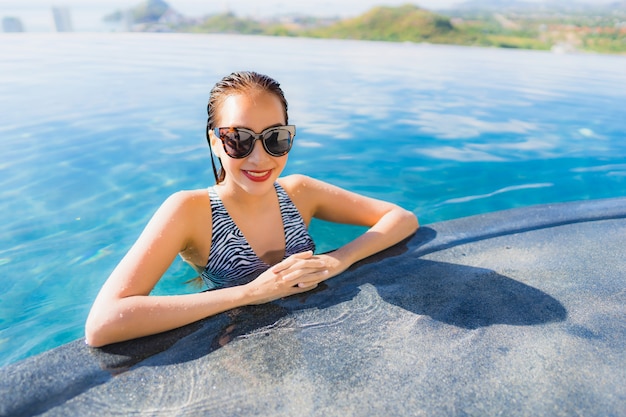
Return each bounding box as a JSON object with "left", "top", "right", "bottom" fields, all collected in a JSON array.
[
  {"left": 166, "top": 188, "right": 210, "bottom": 201},
  {"left": 278, "top": 174, "right": 320, "bottom": 191},
  {"left": 157, "top": 189, "right": 212, "bottom": 267},
  {"left": 158, "top": 188, "right": 211, "bottom": 216},
  {"left": 279, "top": 175, "right": 338, "bottom": 198}
]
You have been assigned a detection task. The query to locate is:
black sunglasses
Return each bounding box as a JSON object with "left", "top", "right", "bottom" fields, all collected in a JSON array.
[{"left": 211, "top": 125, "right": 296, "bottom": 159}]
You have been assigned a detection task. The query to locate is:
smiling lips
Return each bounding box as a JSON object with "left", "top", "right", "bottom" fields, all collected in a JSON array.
[{"left": 242, "top": 169, "right": 272, "bottom": 182}]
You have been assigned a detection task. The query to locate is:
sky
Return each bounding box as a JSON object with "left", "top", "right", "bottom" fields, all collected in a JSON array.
[{"left": 0, "top": 0, "right": 617, "bottom": 32}]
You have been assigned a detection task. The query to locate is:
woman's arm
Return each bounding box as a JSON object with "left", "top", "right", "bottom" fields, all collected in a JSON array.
[
  {"left": 85, "top": 191, "right": 215, "bottom": 346},
  {"left": 282, "top": 175, "right": 419, "bottom": 283}
]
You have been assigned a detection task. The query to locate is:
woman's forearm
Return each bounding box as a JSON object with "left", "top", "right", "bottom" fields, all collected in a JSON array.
[
  {"left": 85, "top": 286, "right": 249, "bottom": 347},
  {"left": 330, "top": 207, "right": 418, "bottom": 269}
]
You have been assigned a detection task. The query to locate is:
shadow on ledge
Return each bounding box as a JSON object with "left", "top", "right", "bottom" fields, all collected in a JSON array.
[{"left": 287, "top": 254, "right": 568, "bottom": 329}]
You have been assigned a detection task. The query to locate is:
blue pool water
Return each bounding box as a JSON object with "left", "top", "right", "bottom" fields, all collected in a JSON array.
[{"left": 0, "top": 33, "right": 625, "bottom": 367}]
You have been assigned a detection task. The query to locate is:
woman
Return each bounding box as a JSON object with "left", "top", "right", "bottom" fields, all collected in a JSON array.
[{"left": 85, "top": 71, "right": 418, "bottom": 347}]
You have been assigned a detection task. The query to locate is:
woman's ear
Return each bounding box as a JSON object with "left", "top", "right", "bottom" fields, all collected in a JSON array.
[{"left": 208, "top": 129, "right": 222, "bottom": 156}]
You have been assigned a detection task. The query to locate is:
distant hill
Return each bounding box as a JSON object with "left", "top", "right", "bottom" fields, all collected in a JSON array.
[
  {"left": 105, "top": 2, "right": 626, "bottom": 55},
  {"left": 306, "top": 4, "right": 461, "bottom": 43},
  {"left": 190, "top": 12, "right": 264, "bottom": 35},
  {"left": 104, "top": 0, "right": 173, "bottom": 24}
]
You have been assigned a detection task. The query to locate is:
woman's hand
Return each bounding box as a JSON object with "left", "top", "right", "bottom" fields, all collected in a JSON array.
[{"left": 245, "top": 251, "right": 333, "bottom": 304}]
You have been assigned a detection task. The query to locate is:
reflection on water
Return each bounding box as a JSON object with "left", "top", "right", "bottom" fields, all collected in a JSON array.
[
  {"left": 438, "top": 183, "right": 554, "bottom": 205},
  {"left": 0, "top": 33, "right": 625, "bottom": 366}
]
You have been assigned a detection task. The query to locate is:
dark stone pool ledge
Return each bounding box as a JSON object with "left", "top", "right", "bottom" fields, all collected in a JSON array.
[{"left": 2, "top": 198, "right": 625, "bottom": 417}]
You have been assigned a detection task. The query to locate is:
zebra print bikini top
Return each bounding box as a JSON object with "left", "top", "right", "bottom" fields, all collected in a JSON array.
[{"left": 201, "top": 182, "right": 316, "bottom": 290}]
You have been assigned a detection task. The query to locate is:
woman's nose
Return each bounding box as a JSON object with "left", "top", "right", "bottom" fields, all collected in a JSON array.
[{"left": 246, "top": 139, "right": 269, "bottom": 163}]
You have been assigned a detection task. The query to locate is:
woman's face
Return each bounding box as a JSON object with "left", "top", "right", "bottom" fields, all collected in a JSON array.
[{"left": 211, "top": 90, "right": 288, "bottom": 196}]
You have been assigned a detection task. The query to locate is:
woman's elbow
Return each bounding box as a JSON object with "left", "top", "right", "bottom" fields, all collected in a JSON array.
[
  {"left": 84, "top": 309, "right": 116, "bottom": 348},
  {"left": 398, "top": 207, "right": 419, "bottom": 235}
]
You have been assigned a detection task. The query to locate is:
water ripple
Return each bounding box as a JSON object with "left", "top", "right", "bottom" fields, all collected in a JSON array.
[{"left": 439, "top": 183, "right": 554, "bottom": 205}]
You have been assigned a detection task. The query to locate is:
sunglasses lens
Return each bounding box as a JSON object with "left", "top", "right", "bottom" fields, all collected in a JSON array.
[
  {"left": 219, "top": 129, "right": 254, "bottom": 158},
  {"left": 264, "top": 129, "right": 293, "bottom": 156}
]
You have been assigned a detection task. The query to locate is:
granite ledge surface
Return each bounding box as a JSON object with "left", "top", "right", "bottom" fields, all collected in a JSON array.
[{"left": 1, "top": 197, "right": 625, "bottom": 417}]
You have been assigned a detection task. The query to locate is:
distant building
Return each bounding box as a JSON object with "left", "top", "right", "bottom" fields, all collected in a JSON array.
[
  {"left": 2, "top": 17, "right": 24, "bottom": 32},
  {"left": 52, "top": 7, "right": 73, "bottom": 32}
]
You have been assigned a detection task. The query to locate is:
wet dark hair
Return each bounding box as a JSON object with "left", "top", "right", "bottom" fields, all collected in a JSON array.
[{"left": 206, "top": 71, "right": 289, "bottom": 183}]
